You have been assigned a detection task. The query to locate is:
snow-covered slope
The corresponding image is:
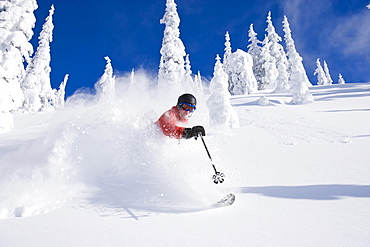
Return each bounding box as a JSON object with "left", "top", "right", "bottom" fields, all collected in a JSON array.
[{"left": 0, "top": 83, "right": 369, "bottom": 246}]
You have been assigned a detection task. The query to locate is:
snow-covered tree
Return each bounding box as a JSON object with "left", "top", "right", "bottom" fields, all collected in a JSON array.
[
  {"left": 207, "top": 54, "right": 239, "bottom": 128},
  {"left": 193, "top": 71, "right": 204, "bottom": 95},
  {"left": 314, "top": 58, "right": 329, "bottom": 85},
  {"left": 247, "top": 24, "right": 264, "bottom": 90},
  {"left": 95, "top": 56, "right": 115, "bottom": 101},
  {"left": 282, "top": 16, "right": 312, "bottom": 85},
  {"left": 247, "top": 24, "right": 261, "bottom": 62},
  {"left": 259, "top": 36, "right": 278, "bottom": 90},
  {"left": 282, "top": 15, "right": 313, "bottom": 104},
  {"left": 183, "top": 54, "right": 193, "bottom": 92},
  {"left": 227, "top": 49, "right": 258, "bottom": 95},
  {"left": 338, "top": 74, "right": 346, "bottom": 84},
  {"left": 130, "top": 68, "right": 135, "bottom": 85},
  {"left": 265, "top": 12, "right": 290, "bottom": 92},
  {"left": 157, "top": 0, "right": 187, "bottom": 95},
  {"left": 323, "top": 60, "right": 333, "bottom": 85},
  {"left": 54, "top": 74, "right": 68, "bottom": 109},
  {"left": 0, "top": 0, "right": 38, "bottom": 113},
  {"left": 22, "top": 5, "right": 55, "bottom": 113},
  {"left": 223, "top": 31, "right": 232, "bottom": 72},
  {"left": 223, "top": 31, "right": 234, "bottom": 94}
]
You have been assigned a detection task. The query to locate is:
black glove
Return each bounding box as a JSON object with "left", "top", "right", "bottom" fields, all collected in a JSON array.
[{"left": 183, "top": 125, "right": 206, "bottom": 139}]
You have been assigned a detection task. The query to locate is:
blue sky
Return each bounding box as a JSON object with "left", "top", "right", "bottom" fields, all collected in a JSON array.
[{"left": 32, "top": 0, "right": 370, "bottom": 97}]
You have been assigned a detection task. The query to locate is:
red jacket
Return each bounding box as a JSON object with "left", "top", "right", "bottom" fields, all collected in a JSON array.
[{"left": 156, "top": 106, "right": 188, "bottom": 139}]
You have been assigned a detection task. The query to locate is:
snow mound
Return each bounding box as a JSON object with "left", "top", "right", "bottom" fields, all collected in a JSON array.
[{"left": 257, "top": 96, "right": 271, "bottom": 106}]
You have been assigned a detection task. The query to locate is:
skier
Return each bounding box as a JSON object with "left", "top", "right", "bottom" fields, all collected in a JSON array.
[{"left": 157, "top": 93, "right": 206, "bottom": 139}]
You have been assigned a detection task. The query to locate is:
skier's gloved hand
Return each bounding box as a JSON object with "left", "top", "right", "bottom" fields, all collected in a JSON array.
[
  {"left": 183, "top": 125, "right": 206, "bottom": 139},
  {"left": 193, "top": 125, "right": 206, "bottom": 137}
]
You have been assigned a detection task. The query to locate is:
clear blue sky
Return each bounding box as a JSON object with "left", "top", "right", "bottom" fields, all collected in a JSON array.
[{"left": 32, "top": 0, "right": 370, "bottom": 97}]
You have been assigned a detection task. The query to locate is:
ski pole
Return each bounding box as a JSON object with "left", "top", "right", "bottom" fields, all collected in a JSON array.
[{"left": 199, "top": 135, "right": 225, "bottom": 184}]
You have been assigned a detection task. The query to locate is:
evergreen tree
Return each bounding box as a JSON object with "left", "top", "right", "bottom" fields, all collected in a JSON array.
[
  {"left": 126, "top": 68, "right": 134, "bottom": 94},
  {"left": 22, "top": 5, "right": 55, "bottom": 113},
  {"left": 282, "top": 16, "right": 313, "bottom": 104},
  {"left": 227, "top": 49, "right": 258, "bottom": 95},
  {"left": 95, "top": 56, "right": 116, "bottom": 101},
  {"left": 0, "top": 0, "right": 38, "bottom": 113},
  {"left": 223, "top": 31, "right": 234, "bottom": 94},
  {"left": 158, "top": 0, "right": 186, "bottom": 95},
  {"left": 259, "top": 35, "right": 278, "bottom": 90},
  {"left": 207, "top": 54, "right": 239, "bottom": 128},
  {"left": 338, "top": 74, "right": 346, "bottom": 84},
  {"left": 183, "top": 54, "right": 193, "bottom": 92},
  {"left": 54, "top": 74, "right": 68, "bottom": 109},
  {"left": 247, "top": 24, "right": 264, "bottom": 90},
  {"left": 265, "top": 12, "right": 289, "bottom": 92},
  {"left": 223, "top": 31, "right": 232, "bottom": 73},
  {"left": 314, "top": 58, "right": 328, "bottom": 85},
  {"left": 130, "top": 68, "right": 135, "bottom": 87},
  {"left": 323, "top": 60, "right": 333, "bottom": 85},
  {"left": 282, "top": 16, "right": 312, "bottom": 86},
  {"left": 193, "top": 71, "right": 204, "bottom": 95}
]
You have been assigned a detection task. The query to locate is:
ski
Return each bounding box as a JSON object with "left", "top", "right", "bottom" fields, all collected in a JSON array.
[{"left": 213, "top": 193, "right": 235, "bottom": 207}]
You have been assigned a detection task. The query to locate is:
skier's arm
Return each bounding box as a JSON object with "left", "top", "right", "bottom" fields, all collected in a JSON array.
[{"left": 157, "top": 111, "right": 185, "bottom": 139}]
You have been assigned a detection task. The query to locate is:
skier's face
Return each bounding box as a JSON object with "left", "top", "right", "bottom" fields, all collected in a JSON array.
[
  {"left": 179, "top": 107, "right": 193, "bottom": 119},
  {"left": 178, "top": 102, "right": 195, "bottom": 119}
]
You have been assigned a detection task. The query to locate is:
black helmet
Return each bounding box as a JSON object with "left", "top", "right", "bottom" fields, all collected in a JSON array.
[{"left": 177, "top": 93, "right": 196, "bottom": 106}]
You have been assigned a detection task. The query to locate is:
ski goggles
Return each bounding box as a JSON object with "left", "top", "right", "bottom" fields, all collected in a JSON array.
[{"left": 179, "top": 102, "right": 196, "bottom": 112}]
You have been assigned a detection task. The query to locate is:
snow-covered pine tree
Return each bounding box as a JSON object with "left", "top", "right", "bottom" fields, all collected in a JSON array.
[
  {"left": 22, "top": 5, "right": 55, "bottom": 113},
  {"left": 247, "top": 24, "right": 264, "bottom": 90},
  {"left": 207, "top": 54, "right": 239, "bottom": 128},
  {"left": 0, "top": 0, "right": 38, "bottom": 113},
  {"left": 282, "top": 15, "right": 313, "bottom": 104},
  {"left": 95, "top": 56, "right": 116, "bottom": 101},
  {"left": 282, "top": 16, "right": 312, "bottom": 85},
  {"left": 158, "top": 0, "right": 187, "bottom": 95},
  {"left": 227, "top": 49, "right": 258, "bottom": 95},
  {"left": 126, "top": 68, "right": 135, "bottom": 94},
  {"left": 323, "top": 60, "right": 333, "bottom": 85},
  {"left": 223, "top": 31, "right": 232, "bottom": 72},
  {"left": 259, "top": 35, "right": 278, "bottom": 90},
  {"left": 223, "top": 31, "right": 234, "bottom": 94},
  {"left": 265, "top": 12, "right": 289, "bottom": 92},
  {"left": 183, "top": 54, "right": 194, "bottom": 92},
  {"left": 223, "top": 31, "right": 233, "bottom": 93},
  {"left": 314, "top": 58, "right": 329, "bottom": 85},
  {"left": 338, "top": 74, "right": 345, "bottom": 84},
  {"left": 193, "top": 71, "right": 204, "bottom": 95},
  {"left": 130, "top": 68, "right": 135, "bottom": 86},
  {"left": 54, "top": 74, "right": 68, "bottom": 109}
]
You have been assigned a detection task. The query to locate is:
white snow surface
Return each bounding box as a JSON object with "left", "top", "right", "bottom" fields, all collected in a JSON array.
[{"left": 0, "top": 83, "right": 370, "bottom": 246}]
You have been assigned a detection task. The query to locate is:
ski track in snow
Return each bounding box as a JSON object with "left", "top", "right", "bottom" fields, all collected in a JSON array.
[{"left": 237, "top": 107, "right": 351, "bottom": 145}]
